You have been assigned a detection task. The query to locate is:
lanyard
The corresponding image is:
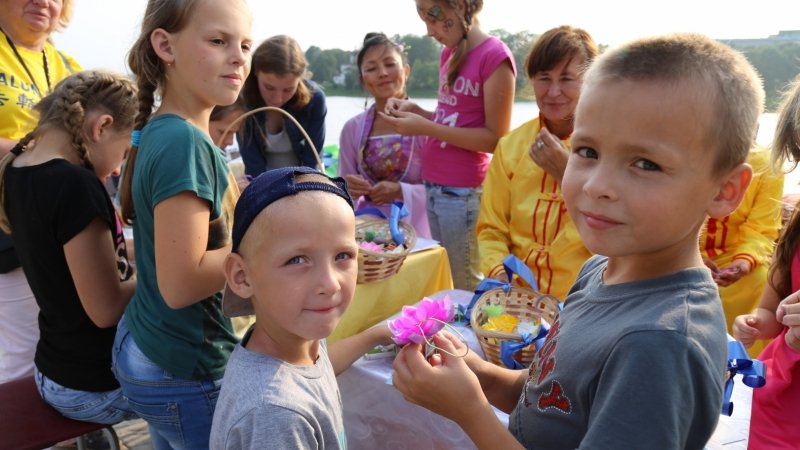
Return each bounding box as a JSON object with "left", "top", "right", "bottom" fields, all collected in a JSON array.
[{"left": 4, "top": 31, "right": 51, "bottom": 97}]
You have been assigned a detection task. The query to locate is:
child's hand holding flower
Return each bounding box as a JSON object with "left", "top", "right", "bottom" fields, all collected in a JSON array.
[{"left": 388, "top": 296, "right": 455, "bottom": 345}]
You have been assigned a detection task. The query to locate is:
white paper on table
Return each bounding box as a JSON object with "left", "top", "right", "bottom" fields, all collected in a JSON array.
[{"left": 411, "top": 237, "right": 440, "bottom": 253}]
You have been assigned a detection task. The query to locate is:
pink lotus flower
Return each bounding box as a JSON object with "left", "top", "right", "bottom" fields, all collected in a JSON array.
[{"left": 388, "top": 296, "right": 455, "bottom": 345}]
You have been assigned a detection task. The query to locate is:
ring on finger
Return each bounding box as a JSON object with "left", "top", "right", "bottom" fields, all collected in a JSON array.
[{"left": 537, "top": 140, "right": 544, "bottom": 150}]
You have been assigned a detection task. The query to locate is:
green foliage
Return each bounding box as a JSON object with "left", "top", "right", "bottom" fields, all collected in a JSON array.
[
  {"left": 735, "top": 43, "right": 800, "bottom": 111},
  {"left": 490, "top": 29, "right": 538, "bottom": 93},
  {"left": 306, "top": 31, "right": 800, "bottom": 107}
]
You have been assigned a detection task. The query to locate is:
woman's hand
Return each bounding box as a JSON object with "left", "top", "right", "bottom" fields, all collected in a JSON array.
[
  {"left": 529, "top": 127, "right": 569, "bottom": 184},
  {"left": 343, "top": 174, "right": 372, "bottom": 199},
  {"left": 707, "top": 258, "right": 751, "bottom": 287},
  {"left": 368, "top": 181, "right": 402, "bottom": 205}
]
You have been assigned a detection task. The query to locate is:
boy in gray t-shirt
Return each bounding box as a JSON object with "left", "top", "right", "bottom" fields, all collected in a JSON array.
[
  {"left": 391, "top": 33, "right": 765, "bottom": 449},
  {"left": 210, "top": 166, "right": 391, "bottom": 449}
]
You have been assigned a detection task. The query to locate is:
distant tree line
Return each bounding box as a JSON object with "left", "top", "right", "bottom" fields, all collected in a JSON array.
[
  {"left": 306, "top": 30, "right": 800, "bottom": 111},
  {"left": 735, "top": 43, "right": 800, "bottom": 110}
]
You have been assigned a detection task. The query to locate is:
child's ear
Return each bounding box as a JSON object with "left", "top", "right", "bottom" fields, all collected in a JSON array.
[
  {"left": 223, "top": 253, "right": 254, "bottom": 299},
  {"left": 86, "top": 114, "right": 114, "bottom": 143},
  {"left": 150, "top": 28, "right": 176, "bottom": 65},
  {"left": 707, "top": 163, "right": 753, "bottom": 219}
]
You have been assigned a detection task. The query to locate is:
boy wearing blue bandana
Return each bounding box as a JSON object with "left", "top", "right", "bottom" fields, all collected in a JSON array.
[
  {"left": 210, "top": 166, "right": 392, "bottom": 449},
  {"left": 392, "top": 33, "right": 764, "bottom": 449}
]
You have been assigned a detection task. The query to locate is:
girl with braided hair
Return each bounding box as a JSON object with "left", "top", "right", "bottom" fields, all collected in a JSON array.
[
  {"left": 381, "top": 0, "right": 516, "bottom": 291},
  {"left": 0, "top": 70, "right": 138, "bottom": 424},
  {"left": 115, "top": 0, "right": 252, "bottom": 447}
]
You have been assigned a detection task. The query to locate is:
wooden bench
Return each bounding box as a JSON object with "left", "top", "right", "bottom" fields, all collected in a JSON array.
[{"left": 0, "top": 375, "right": 120, "bottom": 450}]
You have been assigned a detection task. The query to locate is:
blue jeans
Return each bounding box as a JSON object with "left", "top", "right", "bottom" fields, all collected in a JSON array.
[
  {"left": 112, "top": 317, "right": 221, "bottom": 450},
  {"left": 34, "top": 368, "right": 137, "bottom": 424},
  {"left": 425, "top": 182, "right": 483, "bottom": 291}
]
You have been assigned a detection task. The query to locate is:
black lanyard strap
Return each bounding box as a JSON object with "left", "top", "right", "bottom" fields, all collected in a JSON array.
[{"left": 3, "top": 30, "right": 51, "bottom": 97}]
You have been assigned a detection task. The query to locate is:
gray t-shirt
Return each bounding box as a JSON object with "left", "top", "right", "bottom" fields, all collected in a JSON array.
[
  {"left": 210, "top": 329, "right": 347, "bottom": 449},
  {"left": 509, "top": 255, "right": 727, "bottom": 449}
]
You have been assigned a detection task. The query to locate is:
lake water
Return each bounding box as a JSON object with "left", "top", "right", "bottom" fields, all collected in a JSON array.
[
  {"left": 325, "top": 95, "right": 778, "bottom": 148},
  {"left": 321, "top": 96, "right": 792, "bottom": 192},
  {"left": 324, "top": 95, "right": 538, "bottom": 147}
]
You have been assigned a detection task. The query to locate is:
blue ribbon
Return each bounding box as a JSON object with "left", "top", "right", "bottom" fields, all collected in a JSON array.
[
  {"left": 355, "top": 201, "right": 408, "bottom": 246},
  {"left": 389, "top": 201, "right": 407, "bottom": 246},
  {"left": 722, "top": 335, "right": 766, "bottom": 416},
  {"left": 499, "top": 320, "right": 551, "bottom": 369},
  {"left": 130, "top": 130, "right": 141, "bottom": 147},
  {"left": 457, "top": 255, "right": 540, "bottom": 323}
]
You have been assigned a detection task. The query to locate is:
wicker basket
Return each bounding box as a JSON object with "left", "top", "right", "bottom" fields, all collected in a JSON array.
[
  {"left": 355, "top": 219, "right": 417, "bottom": 283},
  {"left": 470, "top": 287, "right": 560, "bottom": 368}
]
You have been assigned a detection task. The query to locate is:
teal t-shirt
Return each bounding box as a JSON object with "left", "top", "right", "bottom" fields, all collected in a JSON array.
[{"left": 127, "top": 114, "right": 238, "bottom": 380}]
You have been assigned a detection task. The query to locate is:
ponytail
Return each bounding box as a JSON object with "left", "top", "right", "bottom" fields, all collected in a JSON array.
[
  {"left": 119, "top": 0, "right": 203, "bottom": 224},
  {"left": 443, "top": 0, "right": 481, "bottom": 88},
  {"left": 119, "top": 77, "right": 156, "bottom": 224}
]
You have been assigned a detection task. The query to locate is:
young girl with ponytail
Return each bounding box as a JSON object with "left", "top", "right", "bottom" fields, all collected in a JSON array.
[
  {"left": 114, "top": 0, "right": 252, "bottom": 447},
  {"left": 0, "top": 70, "right": 138, "bottom": 423},
  {"left": 381, "top": 0, "right": 516, "bottom": 291}
]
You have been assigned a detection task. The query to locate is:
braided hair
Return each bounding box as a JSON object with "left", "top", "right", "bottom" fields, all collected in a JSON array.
[
  {"left": 118, "top": 0, "right": 203, "bottom": 224},
  {"left": 438, "top": 0, "right": 483, "bottom": 88},
  {"left": 0, "top": 70, "right": 138, "bottom": 232}
]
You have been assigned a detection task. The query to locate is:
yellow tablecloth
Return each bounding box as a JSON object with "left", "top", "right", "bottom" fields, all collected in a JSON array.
[{"left": 329, "top": 246, "right": 453, "bottom": 342}]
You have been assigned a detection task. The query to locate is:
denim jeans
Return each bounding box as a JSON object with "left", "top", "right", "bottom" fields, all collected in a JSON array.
[
  {"left": 425, "top": 182, "right": 484, "bottom": 291},
  {"left": 112, "top": 317, "right": 222, "bottom": 450},
  {"left": 34, "top": 368, "right": 137, "bottom": 424}
]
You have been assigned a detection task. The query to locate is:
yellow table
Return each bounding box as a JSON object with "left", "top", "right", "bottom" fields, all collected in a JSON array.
[{"left": 329, "top": 246, "right": 453, "bottom": 342}]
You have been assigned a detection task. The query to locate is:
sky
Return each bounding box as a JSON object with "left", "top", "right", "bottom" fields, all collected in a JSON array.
[{"left": 56, "top": 0, "right": 799, "bottom": 74}]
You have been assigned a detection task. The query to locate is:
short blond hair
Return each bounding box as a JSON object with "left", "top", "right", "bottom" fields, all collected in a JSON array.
[{"left": 583, "top": 33, "right": 764, "bottom": 176}]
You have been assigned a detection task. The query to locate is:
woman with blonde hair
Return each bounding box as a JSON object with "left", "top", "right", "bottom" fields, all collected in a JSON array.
[{"left": 477, "top": 25, "right": 598, "bottom": 300}]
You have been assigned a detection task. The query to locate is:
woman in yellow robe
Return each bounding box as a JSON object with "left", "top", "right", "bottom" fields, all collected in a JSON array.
[
  {"left": 701, "top": 149, "right": 784, "bottom": 355},
  {"left": 477, "top": 26, "right": 597, "bottom": 301}
]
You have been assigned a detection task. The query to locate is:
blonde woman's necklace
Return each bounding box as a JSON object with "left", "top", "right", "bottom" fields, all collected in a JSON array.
[{"left": 5, "top": 33, "right": 51, "bottom": 97}]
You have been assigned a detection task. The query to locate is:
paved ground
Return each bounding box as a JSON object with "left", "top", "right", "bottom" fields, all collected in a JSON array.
[{"left": 113, "top": 419, "right": 152, "bottom": 450}]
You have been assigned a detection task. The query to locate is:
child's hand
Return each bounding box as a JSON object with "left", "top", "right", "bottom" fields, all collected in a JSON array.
[
  {"left": 777, "top": 292, "right": 800, "bottom": 351},
  {"left": 384, "top": 98, "right": 416, "bottom": 115},
  {"left": 732, "top": 314, "right": 761, "bottom": 348},
  {"left": 430, "top": 330, "right": 485, "bottom": 372},
  {"left": 379, "top": 110, "right": 429, "bottom": 136},
  {"left": 392, "top": 332, "right": 487, "bottom": 425},
  {"left": 236, "top": 175, "right": 250, "bottom": 193}
]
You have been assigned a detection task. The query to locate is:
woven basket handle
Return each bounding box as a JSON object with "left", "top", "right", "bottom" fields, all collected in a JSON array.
[
  {"left": 460, "top": 255, "right": 541, "bottom": 321},
  {"left": 218, "top": 106, "right": 324, "bottom": 172}
]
